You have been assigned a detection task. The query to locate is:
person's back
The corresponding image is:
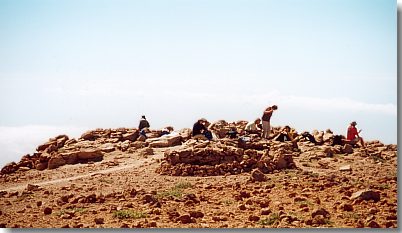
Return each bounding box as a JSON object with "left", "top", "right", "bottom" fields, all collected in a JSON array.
[
  {"left": 347, "top": 125, "right": 358, "bottom": 140},
  {"left": 138, "top": 116, "right": 150, "bottom": 131},
  {"left": 245, "top": 121, "right": 257, "bottom": 132}
]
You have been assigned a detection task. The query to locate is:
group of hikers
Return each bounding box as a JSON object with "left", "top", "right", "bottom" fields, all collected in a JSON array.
[{"left": 137, "top": 105, "right": 365, "bottom": 148}]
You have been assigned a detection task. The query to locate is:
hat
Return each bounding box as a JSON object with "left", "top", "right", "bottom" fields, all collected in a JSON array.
[
  {"left": 199, "top": 118, "right": 207, "bottom": 122},
  {"left": 351, "top": 121, "right": 357, "bottom": 126}
]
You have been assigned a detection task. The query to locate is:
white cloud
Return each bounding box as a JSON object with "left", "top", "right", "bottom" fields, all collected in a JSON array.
[{"left": 47, "top": 79, "right": 397, "bottom": 116}]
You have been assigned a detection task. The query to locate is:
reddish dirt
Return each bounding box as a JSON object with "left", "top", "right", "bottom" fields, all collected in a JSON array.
[{"left": 0, "top": 136, "right": 397, "bottom": 228}]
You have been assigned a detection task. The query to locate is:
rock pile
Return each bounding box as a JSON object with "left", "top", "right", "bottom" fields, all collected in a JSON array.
[
  {"left": 1, "top": 122, "right": 397, "bottom": 178},
  {"left": 0, "top": 127, "right": 168, "bottom": 175},
  {"left": 208, "top": 120, "right": 248, "bottom": 138},
  {"left": 156, "top": 138, "right": 297, "bottom": 176}
]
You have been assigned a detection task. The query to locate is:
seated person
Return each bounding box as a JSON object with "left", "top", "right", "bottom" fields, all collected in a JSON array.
[
  {"left": 244, "top": 118, "right": 262, "bottom": 134},
  {"left": 274, "top": 126, "right": 292, "bottom": 142},
  {"left": 298, "top": 131, "right": 325, "bottom": 145},
  {"left": 345, "top": 121, "right": 365, "bottom": 148},
  {"left": 274, "top": 126, "right": 298, "bottom": 148},
  {"left": 161, "top": 126, "right": 174, "bottom": 136},
  {"left": 226, "top": 127, "right": 238, "bottom": 139},
  {"left": 192, "top": 118, "right": 213, "bottom": 140}
]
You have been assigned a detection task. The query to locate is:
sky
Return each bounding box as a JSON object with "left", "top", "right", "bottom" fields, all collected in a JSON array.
[{"left": 0, "top": 0, "right": 397, "bottom": 167}]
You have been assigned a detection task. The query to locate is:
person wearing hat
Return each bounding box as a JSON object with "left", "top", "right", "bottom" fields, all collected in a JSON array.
[
  {"left": 192, "top": 118, "right": 212, "bottom": 140},
  {"left": 138, "top": 115, "right": 150, "bottom": 131},
  {"left": 346, "top": 121, "right": 365, "bottom": 148}
]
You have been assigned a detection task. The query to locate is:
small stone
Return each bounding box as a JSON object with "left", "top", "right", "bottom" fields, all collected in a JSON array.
[
  {"left": 311, "top": 208, "right": 330, "bottom": 218},
  {"left": 342, "top": 144, "right": 353, "bottom": 154},
  {"left": 61, "top": 214, "right": 72, "bottom": 219},
  {"left": 248, "top": 215, "right": 260, "bottom": 222},
  {"left": 148, "top": 221, "right": 157, "bottom": 227},
  {"left": 238, "top": 204, "right": 247, "bottom": 210},
  {"left": 261, "top": 208, "right": 271, "bottom": 215},
  {"left": 43, "top": 207, "right": 52, "bottom": 215},
  {"left": 367, "top": 220, "right": 380, "bottom": 228},
  {"left": 26, "top": 184, "right": 40, "bottom": 191},
  {"left": 341, "top": 204, "right": 353, "bottom": 211},
  {"left": 178, "top": 214, "right": 192, "bottom": 224},
  {"left": 94, "top": 218, "right": 104, "bottom": 224},
  {"left": 189, "top": 211, "right": 204, "bottom": 218},
  {"left": 369, "top": 208, "right": 378, "bottom": 214},
  {"left": 350, "top": 189, "right": 380, "bottom": 202},
  {"left": 339, "top": 165, "right": 351, "bottom": 171},
  {"left": 250, "top": 169, "right": 267, "bottom": 182}
]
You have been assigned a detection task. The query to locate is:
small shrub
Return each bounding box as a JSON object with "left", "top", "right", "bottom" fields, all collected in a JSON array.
[
  {"left": 99, "top": 178, "right": 113, "bottom": 184},
  {"left": 222, "top": 199, "right": 234, "bottom": 206},
  {"left": 113, "top": 210, "right": 147, "bottom": 219},
  {"left": 259, "top": 213, "right": 280, "bottom": 226},
  {"left": 174, "top": 182, "right": 193, "bottom": 189},
  {"left": 55, "top": 207, "right": 86, "bottom": 216},
  {"left": 157, "top": 182, "right": 193, "bottom": 199}
]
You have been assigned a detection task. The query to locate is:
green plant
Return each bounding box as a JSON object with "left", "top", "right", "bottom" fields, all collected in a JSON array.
[
  {"left": 174, "top": 182, "right": 193, "bottom": 189},
  {"left": 371, "top": 155, "right": 385, "bottom": 163},
  {"left": 113, "top": 210, "right": 147, "bottom": 219},
  {"left": 157, "top": 188, "right": 183, "bottom": 199},
  {"left": 222, "top": 199, "right": 234, "bottom": 206},
  {"left": 99, "top": 178, "right": 113, "bottom": 184},
  {"left": 56, "top": 207, "right": 87, "bottom": 216},
  {"left": 16, "top": 193, "right": 33, "bottom": 202},
  {"left": 258, "top": 213, "right": 280, "bottom": 226},
  {"left": 323, "top": 219, "right": 335, "bottom": 226},
  {"left": 297, "top": 200, "right": 313, "bottom": 206},
  {"left": 157, "top": 182, "right": 193, "bottom": 199}
]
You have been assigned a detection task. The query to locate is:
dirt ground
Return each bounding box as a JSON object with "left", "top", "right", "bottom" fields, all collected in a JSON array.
[{"left": 0, "top": 140, "right": 397, "bottom": 228}]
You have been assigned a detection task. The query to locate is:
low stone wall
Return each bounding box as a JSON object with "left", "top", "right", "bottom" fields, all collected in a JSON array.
[{"left": 156, "top": 139, "right": 297, "bottom": 176}]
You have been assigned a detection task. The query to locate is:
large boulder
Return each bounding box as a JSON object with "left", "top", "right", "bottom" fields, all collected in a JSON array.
[
  {"left": 77, "top": 149, "right": 103, "bottom": 161},
  {"left": 60, "top": 151, "right": 79, "bottom": 164},
  {"left": 342, "top": 144, "right": 354, "bottom": 154},
  {"left": 48, "top": 155, "right": 66, "bottom": 169},
  {"left": 350, "top": 189, "right": 380, "bottom": 202},
  {"left": 1, "top": 162, "right": 18, "bottom": 174}
]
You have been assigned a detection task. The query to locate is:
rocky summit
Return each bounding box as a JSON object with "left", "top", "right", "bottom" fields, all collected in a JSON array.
[{"left": 0, "top": 121, "right": 397, "bottom": 228}]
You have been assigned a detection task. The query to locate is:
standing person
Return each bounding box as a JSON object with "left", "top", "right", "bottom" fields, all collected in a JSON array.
[
  {"left": 346, "top": 121, "right": 365, "bottom": 148},
  {"left": 261, "top": 105, "right": 278, "bottom": 139},
  {"left": 138, "top": 115, "right": 150, "bottom": 131}
]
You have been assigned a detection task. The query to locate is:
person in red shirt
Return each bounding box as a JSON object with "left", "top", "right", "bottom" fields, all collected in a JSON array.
[{"left": 346, "top": 121, "right": 365, "bottom": 148}]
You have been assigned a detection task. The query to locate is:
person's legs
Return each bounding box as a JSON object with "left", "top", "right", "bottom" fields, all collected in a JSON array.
[
  {"left": 204, "top": 130, "right": 213, "bottom": 140},
  {"left": 359, "top": 137, "right": 365, "bottom": 147},
  {"left": 262, "top": 121, "right": 269, "bottom": 139},
  {"left": 266, "top": 121, "right": 271, "bottom": 137}
]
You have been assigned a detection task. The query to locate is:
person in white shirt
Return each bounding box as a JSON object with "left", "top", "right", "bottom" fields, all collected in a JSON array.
[{"left": 245, "top": 118, "right": 262, "bottom": 135}]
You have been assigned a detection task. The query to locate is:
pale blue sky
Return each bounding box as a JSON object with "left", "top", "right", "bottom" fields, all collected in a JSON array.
[{"left": 0, "top": 0, "right": 397, "bottom": 165}]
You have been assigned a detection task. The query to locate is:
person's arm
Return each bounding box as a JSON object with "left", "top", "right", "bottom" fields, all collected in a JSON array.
[{"left": 264, "top": 109, "right": 274, "bottom": 115}]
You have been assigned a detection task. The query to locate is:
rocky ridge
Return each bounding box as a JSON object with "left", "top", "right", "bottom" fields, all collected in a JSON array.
[{"left": 0, "top": 121, "right": 397, "bottom": 228}]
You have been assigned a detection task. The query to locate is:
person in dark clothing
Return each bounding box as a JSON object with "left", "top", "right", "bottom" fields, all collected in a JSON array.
[
  {"left": 192, "top": 118, "right": 213, "bottom": 140},
  {"left": 138, "top": 115, "right": 150, "bottom": 131},
  {"left": 226, "top": 127, "right": 238, "bottom": 139}
]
